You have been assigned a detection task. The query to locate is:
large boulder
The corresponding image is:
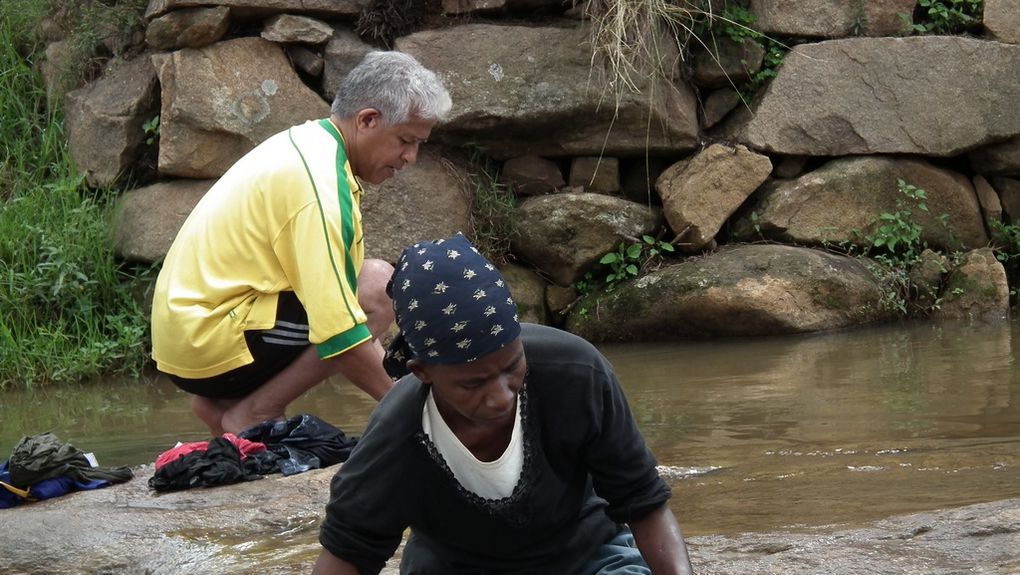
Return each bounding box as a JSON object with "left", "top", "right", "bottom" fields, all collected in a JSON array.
[
  {"left": 566, "top": 244, "right": 896, "bottom": 341},
  {"left": 512, "top": 192, "right": 662, "bottom": 287},
  {"left": 152, "top": 37, "right": 330, "bottom": 179},
  {"left": 738, "top": 37, "right": 1020, "bottom": 157},
  {"left": 396, "top": 23, "right": 700, "bottom": 159},
  {"left": 113, "top": 179, "right": 215, "bottom": 263},
  {"left": 64, "top": 57, "right": 159, "bottom": 188},
  {"left": 656, "top": 144, "right": 772, "bottom": 253},
  {"left": 360, "top": 146, "right": 473, "bottom": 263},
  {"left": 732, "top": 157, "right": 990, "bottom": 252}
]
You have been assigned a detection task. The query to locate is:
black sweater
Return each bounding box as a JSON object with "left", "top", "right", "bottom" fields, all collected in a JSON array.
[{"left": 319, "top": 324, "right": 671, "bottom": 574}]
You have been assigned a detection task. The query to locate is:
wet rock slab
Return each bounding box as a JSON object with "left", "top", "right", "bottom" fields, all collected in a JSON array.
[{"left": 0, "top": 464, "right": 1017, "bottom": 574}]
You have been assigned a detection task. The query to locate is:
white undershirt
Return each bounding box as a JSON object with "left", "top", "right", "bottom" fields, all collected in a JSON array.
[{"left": 422, "top": 389, "right": 523, "bottom": 499}]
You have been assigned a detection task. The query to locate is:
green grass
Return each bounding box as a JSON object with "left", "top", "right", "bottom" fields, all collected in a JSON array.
[{"left": 0, "top": 3, "right": 153, "bottom": 390}]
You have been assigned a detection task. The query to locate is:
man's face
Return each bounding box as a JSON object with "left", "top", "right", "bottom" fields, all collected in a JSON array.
[
  {"left": 412, "top": 339, "right": 526, "bottom": 429},
  {"left": 350, "top": 109, "right": 435, "bottom": 185}
]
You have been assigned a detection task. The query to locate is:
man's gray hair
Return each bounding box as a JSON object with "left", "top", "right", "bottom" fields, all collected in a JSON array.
[{"left": 331, "top": 51, "right": 452, "bottom": 125}]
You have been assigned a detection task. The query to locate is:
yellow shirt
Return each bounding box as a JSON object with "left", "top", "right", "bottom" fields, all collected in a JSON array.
[{"left": 151, "top": 119, "right": 370, "bottom": 378}]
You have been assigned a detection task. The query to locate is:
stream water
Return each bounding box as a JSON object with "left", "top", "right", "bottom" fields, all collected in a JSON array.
[{"left": 2, "top": 318, "right": 1018, "bottom": 537}]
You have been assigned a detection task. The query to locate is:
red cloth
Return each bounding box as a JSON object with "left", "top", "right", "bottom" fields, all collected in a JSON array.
[{"left": 155, "top": 433, "right": 267, "bottom": 469}]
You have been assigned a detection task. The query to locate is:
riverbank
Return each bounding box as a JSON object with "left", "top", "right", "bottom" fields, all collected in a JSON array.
[{"left": 1, "top": 463, "right": 1016, "bottom": 574}]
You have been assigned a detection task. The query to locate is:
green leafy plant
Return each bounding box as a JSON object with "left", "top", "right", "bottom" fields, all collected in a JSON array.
[
  {"left": 865, "top": 179, "right": 931, "bottom": 265},
  {"left": 142, "top": 115, "right": 160, "bottom": 146},
  {"left": 900, "top": 0, "right": 983, "bottom": 35},
  {"left": 594, "top": 234, "right": 676, "bottom": 291}
]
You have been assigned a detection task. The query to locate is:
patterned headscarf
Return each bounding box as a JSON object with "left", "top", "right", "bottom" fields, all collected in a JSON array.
[{"left": 384, "top": 234, "right": 521, "bottom": 372}]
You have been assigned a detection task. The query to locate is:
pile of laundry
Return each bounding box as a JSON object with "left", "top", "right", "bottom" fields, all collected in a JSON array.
[
  {"left": 148, "top": 413, "right": 358, "bottom": 492},
  {"left": 0, "top": 432, "right": 134, "bottom": 509}
]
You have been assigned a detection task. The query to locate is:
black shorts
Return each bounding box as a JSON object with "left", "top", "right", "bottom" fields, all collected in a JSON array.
[{"left": 168, "top": 291, "right": 311, "bottom": 399}]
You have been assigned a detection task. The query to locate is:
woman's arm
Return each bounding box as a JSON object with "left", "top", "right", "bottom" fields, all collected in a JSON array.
[
  {"left": 629, "top": 505, "right": 694, "bottom": 575},
  {"left": 312, "top": 548, "right": 363, "bottom": 575}
]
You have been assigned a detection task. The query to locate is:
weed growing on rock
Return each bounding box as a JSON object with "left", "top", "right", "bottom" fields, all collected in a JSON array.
[
  {"left": 900, "top": 0, "right": 983, "bottom": 35},
  {"left": 466, "top": 155, "right": 518, "bottom": 265}
]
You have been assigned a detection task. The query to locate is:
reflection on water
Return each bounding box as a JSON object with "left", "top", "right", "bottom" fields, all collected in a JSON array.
[{"left": 1, "top": 319, "right": 1018, "bottom": 537}]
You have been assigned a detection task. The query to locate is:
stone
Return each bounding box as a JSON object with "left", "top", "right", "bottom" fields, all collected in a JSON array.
[
  {"left": 569, "top": 156, "right": 620, "bottom": 194},
  {"left": 984, "top": 0, "right": 1020, "bottom": 45},
  {"left": 566, "top": 244, "right": 896, "bottom": 340},
  {"left": 145, "top": 0, "right": 369, "bottom": 20},
  {"left": 396, "top": 22, "right": 699, "bottom": 159},
  {"left": 443, "top": 0, "right": 505, "bottom": 15},
  {"left": 321, "top": 27, "right": 373, "bottom": 102},
  {"left": 656, "top": 144, "right": 772, "bottom": 253},
  {"left": 287, "top": 45, "right": 324, "bottom": 77},
  {"left": 145, "top": 6, "right": 230, "bottom": 50},
  {"left": 701, "top": 88, "right": 743, "bottom": 129},
  {"left": 0, "top": 464, "right": 1017, "bottom": 575},
  {"left": 499, "top": 155, "right": 564, "bottom": 196},
  {"left": 360, "top": 146, "right": 473, "bottom": 263},
  {"left": 969, "top": 137, "right": 1020, "bottom": 176},
  {"left": 990, "top": 177, "right": 1020, "bottom": 224},
  {"left": 932, "top": 248, "right": 1011, "bottom": 322},
  {"left": 261, "top": 14, "right": 333, "bottom": 45},
  {"left": 690, "top": 37, "right": 764, "bottom": 89},
  {"left": 512, "top": 192, "right": 661, "bottom": 286},
  {"left": 973, "top": 175, "right": 1003, "bottom": 226},
  {"left": 499, "top": 263, "right": 549, "bottom": 325},
  {"left": 545, "top": 284, "right": 578, "bottom": 318},
  {"left": 739, "top": 37, "right": 1020, "bottom": 157},
  {"left": 152, "top": 37, "right": 330, "bottom": 179},
  {"left": 63, "top": 57, "right": 160, "bottom": 188},
  {"left": 39, "top": 40, "right": 78, "bottom": 102},
  {"left": 113, "top": 179, "right": 215, "bottom": 262},
  {"left": 750, "top": 0, "right": 917, "bottom": 38},
  {"left": 908, "top": 249, "right": 949, "bottom": 312},
  {"left": 732, "top": 157, "right": 990, "bottom": 253}
]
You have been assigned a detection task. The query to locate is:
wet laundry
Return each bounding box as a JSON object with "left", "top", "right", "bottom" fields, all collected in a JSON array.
[{"left": 149, "top": 414, "right": 358, "bottom": 492}]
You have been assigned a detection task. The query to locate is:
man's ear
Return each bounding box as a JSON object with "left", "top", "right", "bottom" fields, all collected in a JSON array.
[{"left": 355, "top": 108, "right": 382, "bottom": 131}]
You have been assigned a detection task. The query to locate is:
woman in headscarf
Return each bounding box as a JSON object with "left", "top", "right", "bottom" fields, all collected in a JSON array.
[{"left": 313, "top": 233, "right": 693, "bottom": 575}]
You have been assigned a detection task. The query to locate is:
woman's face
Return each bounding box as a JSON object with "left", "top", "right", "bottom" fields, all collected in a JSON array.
[{"left": 412, "top": 339, "right": 526, "bottom": 430}]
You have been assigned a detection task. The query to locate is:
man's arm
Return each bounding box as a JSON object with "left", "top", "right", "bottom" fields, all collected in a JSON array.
[
  {"left": 312, "top": 548, "right": 361, "bottom": 575},
  {"left": 630, "top": 504, "right": 694, "bottom": 575},
  {"left": 325, "top": 338, "right": 394, "bottom": 400}
]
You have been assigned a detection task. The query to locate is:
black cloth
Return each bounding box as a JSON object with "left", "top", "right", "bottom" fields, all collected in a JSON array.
[
  {"left": 239, "top": 413, "right": 359, "bottom": 476},
  {"left": 148, "top": 414, "right": 359, "bottom": 492},
  {"left": 148, "top": 436, "right": 261, "bottom": 492},
  {"left": 319, "top": 324, "right": 671, "bottom": 575},
  {"left": 8, "top": 432, "right": 133, "bottom": 489}
]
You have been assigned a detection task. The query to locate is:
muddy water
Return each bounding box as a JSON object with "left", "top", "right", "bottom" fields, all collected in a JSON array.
[{"left": 2, "top": 319, "right": 1018, "bottom": 538}]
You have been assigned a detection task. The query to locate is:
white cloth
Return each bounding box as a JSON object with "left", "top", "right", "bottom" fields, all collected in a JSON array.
[{"left": 421, "top": 389, "right": 523, "bottom": 499}]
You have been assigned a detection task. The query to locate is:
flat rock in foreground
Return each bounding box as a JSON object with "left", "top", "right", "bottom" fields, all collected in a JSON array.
[{"left": 0, "top": 464, "right": 1017, "bottom": 574}]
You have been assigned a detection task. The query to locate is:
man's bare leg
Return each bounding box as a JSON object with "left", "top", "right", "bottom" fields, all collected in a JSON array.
[
  {"left": 219, "top": 259, "right": 396, "bottom": 434},
  {"left": 191, "top": 395, "right": 237, "bottom": 436}
]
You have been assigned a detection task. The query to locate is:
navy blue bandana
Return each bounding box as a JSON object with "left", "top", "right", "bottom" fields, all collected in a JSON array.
[{"left": 386, "top": 234, "right": 520, "bottom": 367}]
